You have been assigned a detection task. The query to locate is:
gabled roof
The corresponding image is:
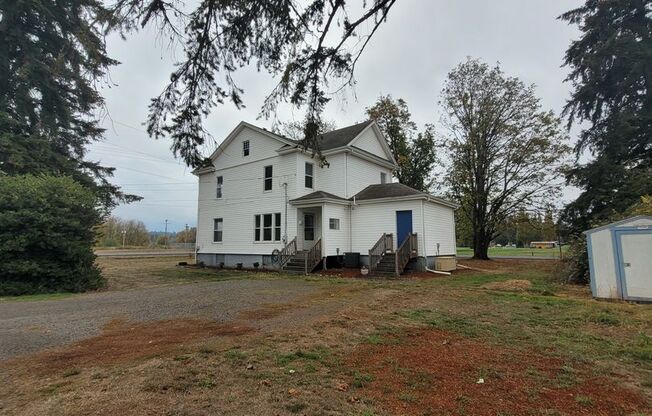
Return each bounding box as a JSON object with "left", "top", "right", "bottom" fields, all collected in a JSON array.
[
  {"left": 278, "top": 120, "right": 396, "bottom": 165},
  {"left": 351, "top": 183, "right": 458, "bottom": 209},
  {"left": 206, "top": 121, "right": 295, "bottom": 162},
  {"left": 583, "top": 215, "right": 652, "bottom": 235},
  {"left": 318, "top": 120, "right": 374, "bottom": 150}
]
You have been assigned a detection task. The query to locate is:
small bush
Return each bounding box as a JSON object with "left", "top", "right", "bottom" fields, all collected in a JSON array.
[{"left": 0, "top": 175, "right": 105, "bottom": 295}]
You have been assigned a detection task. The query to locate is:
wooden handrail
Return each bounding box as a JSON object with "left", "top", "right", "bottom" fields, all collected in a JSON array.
[
  {"left": 278, "top": 237, "right": 297, "bottom": 267},
  {"left": 305, "top": 238, "right": 322, "bottom": 274},
  {"left": 395, "top": 233, "right": 418, "bottom": 275},
  {"left": 368, "top": 233, "right": 393, "bottom": 273}
]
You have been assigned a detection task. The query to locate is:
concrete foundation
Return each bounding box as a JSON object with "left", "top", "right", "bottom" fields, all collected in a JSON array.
[{"left": 197, "top": 253, "right": 277, "bottom": 270}]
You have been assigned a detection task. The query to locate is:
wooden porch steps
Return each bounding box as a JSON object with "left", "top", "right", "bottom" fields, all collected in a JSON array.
[{"left": 281, "top": 247, "right": 322, "bottom": 274}]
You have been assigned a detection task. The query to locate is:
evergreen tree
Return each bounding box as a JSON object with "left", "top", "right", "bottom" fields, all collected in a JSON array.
[
  {"left": 0, "top": 175, "right": 105, "bottom": 295},
  {"left": 366, "top": 96, "right": 438, "bottom": 191},
  {"left": 0, "top": 0, "right": 138, "bottom": 211},
  {"left": 560, "top": 0, "right": 652, "bottom": 232}
]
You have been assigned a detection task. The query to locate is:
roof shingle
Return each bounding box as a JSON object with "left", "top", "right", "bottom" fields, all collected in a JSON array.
[
  {"left": 290, "top": 191, "right": 348, "bottom": 203},
  {"left": 351, "top": 183, "right": 424, "bottom": 200}
]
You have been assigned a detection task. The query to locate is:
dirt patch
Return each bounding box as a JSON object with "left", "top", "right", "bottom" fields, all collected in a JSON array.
[
  {"left": 238, "top": 302, "right": 298, "bottom": 320},
  {"left": 318, "top": 268, "right": 365, "bottom": 278},
  {"left": 348, "top": 328, "right": 649, "bottom": 416},
  {"left": 459, "top": 258, "right": 558, "bottom": 272},
  {"left": 481, "top": 279, "right": 533, "bottom": 291},
  {"left": 12, "top": 318, "right": 252, "bottom": 374}
]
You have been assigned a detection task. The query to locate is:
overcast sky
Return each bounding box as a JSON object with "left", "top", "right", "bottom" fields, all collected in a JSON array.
[{"left": 90, "top": 0, "right": 583, "bottom": 232}]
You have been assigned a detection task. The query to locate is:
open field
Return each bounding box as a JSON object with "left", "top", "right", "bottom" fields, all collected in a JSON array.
[
  {"left": 457, "top": 246, "right": 569, "bottom": 258},
  {"left": 1, "top": 258, "right": 651, "bottom": 415}
]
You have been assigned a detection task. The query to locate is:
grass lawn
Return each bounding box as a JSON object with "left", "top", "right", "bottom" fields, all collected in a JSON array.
[
  {"left": 2, "top": 258, "right": 651, "bottom": 415},
  {"left": 457, "top": 245, "right": 569, "bottom": 258}
]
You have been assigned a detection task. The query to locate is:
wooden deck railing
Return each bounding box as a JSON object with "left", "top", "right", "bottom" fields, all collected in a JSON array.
[
  {"left": 395, "top": 233, "right": 418, "bottom": 275},
  {"left": 305, "top": 238, "right": 322, "bottom": 274},
  {"left": 368, "top": 233, "right": 393, "bottom": 273},
  {"left": 278, "top": 237, "right": 297, "bottom": 268}
]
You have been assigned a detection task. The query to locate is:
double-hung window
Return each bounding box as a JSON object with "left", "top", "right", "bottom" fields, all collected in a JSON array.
[
  {"left": 305, "top": 162, "right": 314, "bottom": 188},
  {"left": 254, "top": 213, "right": 281, "bottom": 242},
  {"left": 329, "top": 218, "right": 340, "bottom": 230},
  {"left": 213, "top": 218, "right": 223, "bottom": 242},
  {"left": 264, "top": 165, "right": 273, "bottom": 191},
  {"left": 216, "top": 176, "right": 223, "bottom": 198},
  {"left": 242, "top": 140, "right": 250, "bottom": 156}
]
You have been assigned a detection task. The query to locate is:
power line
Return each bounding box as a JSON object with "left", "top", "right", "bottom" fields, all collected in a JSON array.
[{"left": 110, "top": 164, "right": 191, "bottom": 182}]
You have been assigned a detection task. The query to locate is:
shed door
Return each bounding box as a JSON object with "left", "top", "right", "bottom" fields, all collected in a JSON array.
[
  {"left": 396, "top": 210, "right": 413, "bottom": 246},
  {"left": 618, "top": 231, "right": 652, "bottom": 301}
]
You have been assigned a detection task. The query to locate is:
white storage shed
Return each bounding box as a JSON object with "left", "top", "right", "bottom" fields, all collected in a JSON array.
[{"left": 584, "top": 215, "right": 652, "bottom": 302}]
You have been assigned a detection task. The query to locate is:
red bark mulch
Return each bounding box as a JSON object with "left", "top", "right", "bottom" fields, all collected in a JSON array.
[{"left": 348, "top": 328, "right": 649, "bottom": 416}]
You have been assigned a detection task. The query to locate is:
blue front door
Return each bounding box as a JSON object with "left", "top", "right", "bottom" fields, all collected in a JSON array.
[{"left": 396, "top": 210, "right": 413, "bottom": 246}]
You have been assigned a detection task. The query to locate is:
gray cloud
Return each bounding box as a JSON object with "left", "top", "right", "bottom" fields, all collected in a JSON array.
[{"left": 90, "top": 0, "right": 582, "bottom": 231}]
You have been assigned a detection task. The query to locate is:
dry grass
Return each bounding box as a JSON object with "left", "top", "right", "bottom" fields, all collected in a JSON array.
[
  {"left": 2, "top": 259, "right": 651, "bottom": 415},
  {"left": 97, "top": 256, "right": 283, "bottom": 291}
]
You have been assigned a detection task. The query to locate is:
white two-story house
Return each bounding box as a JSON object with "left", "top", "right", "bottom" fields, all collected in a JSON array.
[{"left": 193, "top": 120, "right": 457, "bottom": 275}]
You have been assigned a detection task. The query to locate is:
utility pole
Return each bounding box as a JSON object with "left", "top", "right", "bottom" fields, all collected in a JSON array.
[
  {"left": 164, "top": 219, "right": 168, "bottom": 249},
  {"left": 185, "top": 224, "right": 189, "bottom": 249}
]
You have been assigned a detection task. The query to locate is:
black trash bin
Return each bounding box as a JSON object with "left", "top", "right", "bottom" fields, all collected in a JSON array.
[{"left": 344, "top": 252, "right": 360, "bottom": 268}]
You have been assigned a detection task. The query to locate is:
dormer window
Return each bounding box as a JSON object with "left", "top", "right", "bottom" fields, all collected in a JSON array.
[{"left": 243, "top": 140, "right": 250, "bottom": 157}]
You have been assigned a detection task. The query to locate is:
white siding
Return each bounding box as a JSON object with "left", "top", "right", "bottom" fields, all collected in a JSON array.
[
  {"left": 347, "top": 154, "right": 393, "bottom": 197},
  {"left": 421, "top": 201, "right": 457, "bottom": 256},
  {"left": 351, "top": 200, "right": 423, "bottom": 253},
  {"left": 322, "top": 203, "right": 351, "bottom": 256},
  {"left": 587, "top": 216, "right": 652, "bottom": 299},
  {"left": 213, "top": 127, "right": 285, "bottom": 170},
  {"left": 197, "top": 128, "right": 298, "bottom": 254},
  {"left": 588, "top": 229, "right": 619, "bottom": 299},
  {"left": 351, "top": 126, "right": 388, "bottom": 159},
  {"left": 315, "top": 153, "right": 347, "bottom": 197}
]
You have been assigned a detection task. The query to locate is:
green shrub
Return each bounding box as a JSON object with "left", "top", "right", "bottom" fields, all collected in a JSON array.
[{"left": 0, "top": 175, "right": 105, "bottom": 295}]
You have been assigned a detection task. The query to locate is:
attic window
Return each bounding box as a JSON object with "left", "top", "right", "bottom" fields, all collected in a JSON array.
[
  {"left": 243, "top": 140, "right": 250, "bottom": 156},
  {"left": 380, "top": 172, "right": 387, "bottom": 184}
]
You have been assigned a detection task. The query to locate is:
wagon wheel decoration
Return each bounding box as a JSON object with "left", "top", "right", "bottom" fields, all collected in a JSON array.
[{"left": 271, "top": 249, "right": 281, "bottom": 264}]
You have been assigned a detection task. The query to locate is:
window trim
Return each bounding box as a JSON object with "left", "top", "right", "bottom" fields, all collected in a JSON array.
[
  {"left": 254, "top": 212, "right": 281, "bottom": 242},
  {"left": 242, "top": 140, "right": 250, "bottom": 157},
  {"left": 263, "top": 165, "right": 273, "bottom": 191},
  {"left": 329, "top": 218, "right": 340, "bottom": 230},
  {"left": 213, "top": 218, "right": 223, "bottom": 243},
  {"left": 305, "top": 162, "right": 314, "bottom": 189},
  {"left": 216, "top": 176, "right": 223, "bottom": 199}
]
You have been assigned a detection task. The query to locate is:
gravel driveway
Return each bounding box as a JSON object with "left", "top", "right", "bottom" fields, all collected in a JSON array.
[{"left": 0, "top": 279, "right": 322, "bottom": 361}]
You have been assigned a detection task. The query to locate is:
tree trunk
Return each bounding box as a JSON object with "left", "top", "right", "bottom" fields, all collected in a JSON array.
[{"left": 472, "top": 237, "right": 491, "bottom": 260}]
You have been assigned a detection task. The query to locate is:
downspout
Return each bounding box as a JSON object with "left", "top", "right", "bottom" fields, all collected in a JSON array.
[
  {"left": 345, "top": 152, "right": 348, "bottom": 198},
  {"left": 421, "top": 200, "right": 427, "bottom": 267},
  {"left": 349, "top": 196, "right": 356, "bottom": 253},
  {"left": 283, "top": 182, "right": 288, "bottom": 244}
]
